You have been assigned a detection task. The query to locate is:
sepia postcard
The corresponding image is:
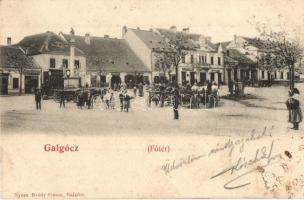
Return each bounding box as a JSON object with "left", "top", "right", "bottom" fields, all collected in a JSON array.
[{"left": 1, "top": 0, "right": 304, "bottom": 199}]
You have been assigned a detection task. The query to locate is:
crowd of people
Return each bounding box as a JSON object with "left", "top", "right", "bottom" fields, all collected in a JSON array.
[{"left": 34, "top": 81, "right": 303, "bottom": 127}]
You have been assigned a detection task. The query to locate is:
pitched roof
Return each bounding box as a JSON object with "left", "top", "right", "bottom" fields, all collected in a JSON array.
[
  {"left": 18, "top": 31, "right": 84, "bottom": 56},
  {"left": 129, "top": 28, "right": 170, "bottom": 50},
  {"left": 225, "top": 49, "right": 255, "bottom": 65},
  {"left": 0, "top": 45, "right": 40, "bottom": 69},
  {"left": 156, "top": 28, "right": 199, "bottom": 50},
  {"left": 242, "top": 36, "right": 270, "bottom": 50},
  {"left": 157, "top": 28, "right": 219, "bottom": 51},
  {"left": 61, "top": 33, "right": 150, "bottom": 73},
  {"left": 217, "top": 41, "right": 232, "bottom": 51}
]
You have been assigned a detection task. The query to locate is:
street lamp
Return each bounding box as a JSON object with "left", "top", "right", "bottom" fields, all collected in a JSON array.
[{"left": 66, "top": 69, "right": 70, "bottom": 88}]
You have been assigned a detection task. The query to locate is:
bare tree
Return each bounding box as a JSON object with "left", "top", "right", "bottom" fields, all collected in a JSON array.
[
  {"left": 249, "top": 16, "right": 304, "bottom": 89},
  {"left": 154, "top": 51, "right": 173, "bottom": 82},
  {"left": 153, "top": 32, "right": 197, "bottom": 87}
]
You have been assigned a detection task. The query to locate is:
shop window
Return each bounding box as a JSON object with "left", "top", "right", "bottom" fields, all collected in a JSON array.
[
  {"left": 13, "top": 78, "right": 19, "bottom": 89},
  {"left": 74, "top": 60, "right": 80, "bottom": 69},
  {"left": 62, "top": 59, "right": 68, "bottom": 68},
  {"left": 50, "top": 58, "right": 56, "bottom": 68}
]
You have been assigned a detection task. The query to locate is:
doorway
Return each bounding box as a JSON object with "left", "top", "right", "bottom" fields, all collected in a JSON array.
[
  {"left": 25, "top": 76, "right": 39, "bottom": 93},
  {"left": 0, "top": 74, "right": 8, "bottom": 95},
  {"left": 111, "top": 75, "right": 121, "bottom": 89}
]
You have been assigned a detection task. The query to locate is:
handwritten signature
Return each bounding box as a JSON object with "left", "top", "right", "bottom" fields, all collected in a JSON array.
[{"left": 210, "top": 140, "right": 282, "bottom": 189}]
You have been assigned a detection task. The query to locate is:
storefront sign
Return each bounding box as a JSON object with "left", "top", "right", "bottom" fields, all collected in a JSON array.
[{"left": 24, "top": 70, "right": 40, "bottom": 75}]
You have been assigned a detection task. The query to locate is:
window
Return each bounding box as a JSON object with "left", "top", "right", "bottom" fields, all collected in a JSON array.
[
  {"left": 262, "top": 71, "right": 265, "bottom": 79},
  {"left": 281, "top": 72, "right": 284, "bottom": 79},
  {"left": 74, "top": 60, "right": 80, "bottom": 69},
  {"left": 204, "top": 56, "right": 207, "bottom": 64},
  {"left": 199, "top": 56, "right": 202, "bottom": 64},
  {"left": 182, "top": 55, "right": 185, "bottom": 63},
  {"left": 50, "top": 58, "right": 56, "bottom": 68},
  {"left": 218, "top": 57, "right": 221, "bottom": 65},
  {"left": 210, "top": 56, "right": 214, "bottom": 65},
  {"left": 190, "top": 55, "right": 194, "bottom": 64},
  {"left": 62, "top": 59, "right": 68, "bottom": 68},
  {"left": 13, "top": 78, "right": 19, "bottom": 89}
]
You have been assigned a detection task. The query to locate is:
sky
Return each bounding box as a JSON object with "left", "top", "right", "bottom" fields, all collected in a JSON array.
[{"left": 0, "top": 0, "right": 304, "bottom": 45}]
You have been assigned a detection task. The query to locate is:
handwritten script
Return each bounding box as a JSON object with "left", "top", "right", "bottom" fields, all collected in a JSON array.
[{"left": 210, "top": 140, "right": 282, "bottom": 189}]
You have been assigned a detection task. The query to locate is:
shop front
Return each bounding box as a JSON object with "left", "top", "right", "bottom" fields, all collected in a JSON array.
[{"left": 24, "top": 70, "right": 40, "bottom": 94}]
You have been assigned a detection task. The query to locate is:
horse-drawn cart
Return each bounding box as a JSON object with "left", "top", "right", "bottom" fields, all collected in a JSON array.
[{"left": 147, "top": 86, "right": 220, "bottom": 109}]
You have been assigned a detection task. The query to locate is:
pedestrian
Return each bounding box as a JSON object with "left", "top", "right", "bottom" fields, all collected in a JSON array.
[
  {"left": 109, "top": 91, "right": 115, "bottom": 109},
  {"left": 59, "top": 90, "right": 65, "bottom": 108},
  {"left": 133, "top": 85, "right": 137, "bottom": 97},
  {"left": 207, "top": 80, "right": 212, "bottom": 93},
  {"left": 138, "top": 82, "right": 144, "bottom": 97},
  {"left": 34, "top": 88, "right": 42, "bottom": 110},
  {"left": 172, "top": 88, "right": 180, "bottom": 119},
  {"left": 123, "top": 90, "right": 131, "bottom": 112},
  {"left": 286, "top": 88, "right": 302, "bottom": 130},
  {"left": 77, "top": 91, "right": 84, "bottom": 109},
  {"left": 119, "top": 89, "right": 124, "bottom": 111},
  {"left": 228, "top": 81, "right": 234, "bottom": 96}
]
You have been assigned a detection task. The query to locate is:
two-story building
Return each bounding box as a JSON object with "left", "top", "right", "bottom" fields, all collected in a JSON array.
[
  {"left": 221, "top": 35, "right": 290, "bottom": 83},
  {"left": 122, "top": 26, "right": 224, "bottom": 85},
  {"left": 18, "top": 31, "right": 86, "bottom": 89}
]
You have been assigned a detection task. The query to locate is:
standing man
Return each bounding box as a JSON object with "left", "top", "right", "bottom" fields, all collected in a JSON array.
[
  {"left": 60, "top": 90, "right": 65, "bottom": 108},
  {"left": 35, "top": 88, "right": 42, "bottom": 110},
  {"left": 172, "top": 88, "right": 180, "bottom": 120}
]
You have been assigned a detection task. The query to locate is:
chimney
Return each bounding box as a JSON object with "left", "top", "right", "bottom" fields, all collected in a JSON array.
[
  {"left": 7, "top": 37, "right": 12, "bottom": 45},
  {"left": 122, "top": 25, "right": 127, "bottom": 37},
  {"left": 84, "top": 33, "right": 90, "bottom": 45},
  {"left": 182, "top": 28, "right": 189, "bottom": 33},
  {"left": 104, "top": 35, "right": 109, "bottom": 38},
  {"left": 137, "top": 27, "right": 140, "bottom": 30},
  {"left": 170, "top": 26, "right": 177, "bottom": 32}
]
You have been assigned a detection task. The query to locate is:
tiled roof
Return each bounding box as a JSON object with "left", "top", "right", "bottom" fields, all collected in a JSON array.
[
  {"left": 129, "top": 28, "right": 170, "bottom": 50},
  {"left": 0, "top": 45, "right": 40, "bottom": 69},
  {"left": 217, "top": 41, "right": 231, "bottom": 51},
  {"left": 61, "top": 33, "right": 150, "bottom": 73},
  {"left": 18, "top": 31, "right": 84, "bottom": 56},
  {"left": 157, "top": 28, "right": 219, "bottom": 51},
  {"left": 225, "top": 49, "right": 255, "bottom": 65},
  {"left": 242, "top": 36, "right": 270, "bottom": 50},
  {"left": 156, "top": 28, "right": 199, "bottom": 50}
]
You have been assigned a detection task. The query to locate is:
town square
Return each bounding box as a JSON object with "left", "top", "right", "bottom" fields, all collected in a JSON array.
[{"left": 1, "top": 0, "right": 304, "bottom": 198}]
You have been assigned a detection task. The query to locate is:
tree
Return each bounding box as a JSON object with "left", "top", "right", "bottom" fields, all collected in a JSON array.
[
  {"left": 249, "top": 16, "right": 304, "bottom": 89},
  {"left": 153, "top": 32, "right": 196, "bottom": 87},
  {"left": 7, "top": 47, "right": 36, "bottom": 95},
  {"left": 154, "top": 51, "right": 173, "bottom": 83}
]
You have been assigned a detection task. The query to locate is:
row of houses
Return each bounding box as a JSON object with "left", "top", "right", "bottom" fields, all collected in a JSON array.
[{"left": 0, "top": 26, "right": 296, "bottom": 95}]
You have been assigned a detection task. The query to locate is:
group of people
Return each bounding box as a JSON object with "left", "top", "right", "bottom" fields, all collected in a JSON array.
[
  {"left": 102, "top": 88, "right": 133, "bottom": 112},
  {"left": 34, "top": 84, "right": 302, "bottom": 129}
]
